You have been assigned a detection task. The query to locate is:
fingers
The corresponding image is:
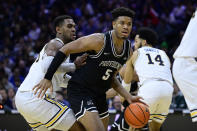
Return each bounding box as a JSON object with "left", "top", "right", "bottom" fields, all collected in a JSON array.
[
  {"left": 32, "top": 79, "right": 51, "bottom": 98},
  {"left": 81, "top": 53, "right": 88, "bottom": 59},
  {"left": 81, "top": 62, "right": 86, "bottom": 66},
  {"left": 33, "top": 84, "right": 41, "bottom": 95},
  {"left": 82, "top": 53, "right": 88, "bottom": 57},
  {"left": 37, "top": 87, "right": 42, "bottom": 98},
  {"left": 139, "top": 100, "right": 148, "bottom": 107},
  {"left": 40, "top": 87, "right": 48, "bottom": 98},
  {"left": 137, "top": 96, "right": 144, "bottom": 100},
  {"left": 32, "top": 84, "right": 38, "bottom": 91},
  {"left": 37, "top": 86, "right": 46, "bottom": 98},
  {"left": 135, "top": 96, "right": 148, "bottom": 107},
  {"left": 81, "top": 54, "right": 88, "bottom": 61}
]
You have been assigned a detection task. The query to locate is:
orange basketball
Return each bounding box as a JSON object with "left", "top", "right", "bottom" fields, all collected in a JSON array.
[{"left": 124, "top": 102, "right": 150, "bottom": 128}]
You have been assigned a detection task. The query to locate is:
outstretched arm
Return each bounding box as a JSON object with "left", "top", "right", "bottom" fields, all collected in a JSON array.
[
  {"left": 33, "top": 34, "right": 104, "bottom": 98},
  {"left": 40, "top": 40, "right": 84, "bottom": 73}
]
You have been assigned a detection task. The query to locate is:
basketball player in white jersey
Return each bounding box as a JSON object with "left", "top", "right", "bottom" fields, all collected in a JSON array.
[
  {"left": 15, "top": 15, "right": 86, "bottom": 131},
  {"left": 173, "top": 9, "right": 197, "bottom": 122},
  {"left": 122, "top": 28, "right": 174, "bottom": 131}
]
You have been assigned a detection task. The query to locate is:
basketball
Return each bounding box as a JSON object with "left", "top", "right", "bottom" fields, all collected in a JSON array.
[{"left": 124, "top": 102, "right": 150, "bottom": 128}]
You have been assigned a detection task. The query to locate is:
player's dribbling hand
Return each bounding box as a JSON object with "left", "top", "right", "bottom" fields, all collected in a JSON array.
[
  {"left": 33, "top": 79, "right": 53, "bottom": 98},
  {"left": 126, "top": 95, "right": 148, "bottom": 107},
  {"left": 74, "top": 53, "right": 88, "bottom": 69}
]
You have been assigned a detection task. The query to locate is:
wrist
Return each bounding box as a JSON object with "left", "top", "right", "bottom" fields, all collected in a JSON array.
[
  {"left": 44, "top": 51, "right": 67, "bottom": 80},
  {"left": 70, "top": 63, "right": 76, "bottom": 72}
]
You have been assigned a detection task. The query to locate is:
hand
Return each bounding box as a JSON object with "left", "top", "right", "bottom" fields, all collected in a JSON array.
[
  {"left": 32, "top": 79, "right": 53, "bottom": 98},
  {"left": 126, "top": 95, "right": 148, "bottom": 106},
  {"left": 74, "top": 53, "right": 88, "bottom": 69}
]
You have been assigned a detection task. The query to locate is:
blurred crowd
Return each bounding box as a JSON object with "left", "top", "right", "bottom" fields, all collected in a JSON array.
[{"left": 0, "top": 0, "right": 196, "bottom": 112}]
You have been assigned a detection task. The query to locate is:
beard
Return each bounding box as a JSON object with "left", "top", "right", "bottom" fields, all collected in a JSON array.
[{"left": 121, "top": 36, "right": 128, "bottom": 39}]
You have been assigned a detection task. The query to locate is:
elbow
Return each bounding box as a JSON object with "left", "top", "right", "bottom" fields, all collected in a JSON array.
[
  {"left": 60, "top": 47, "right": 69, "bottom": 56},
  {"left": 124, "top": 73, "right": 132, "bottom": 84},
  {"left": 124, "top": 79, "right": 131, "bottom": 84}
]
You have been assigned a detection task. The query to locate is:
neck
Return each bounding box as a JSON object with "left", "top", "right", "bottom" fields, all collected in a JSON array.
[
  {"left": 143, "top": 44, "right": 152, "bottom": 47},
  {"left": 56, "top": 34, "right": 69, "bottom": 44},
  {"left": 111, "top": 30, "right": 124, "bottom": 46}
]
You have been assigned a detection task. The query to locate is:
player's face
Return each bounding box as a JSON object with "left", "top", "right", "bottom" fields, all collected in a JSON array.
[
  {"left": 134, "top": 35, "right": 143, "bottom": 50},
  {"left": 113, "top": 16, "right": 132, "bottom": 39},
  {"left": 61, "top": 19, "right": 76, "bottom": 42}
]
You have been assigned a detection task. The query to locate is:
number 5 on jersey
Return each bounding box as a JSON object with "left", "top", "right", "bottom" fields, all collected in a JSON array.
[{"left": 102, "top": 69, "right": 112, "bottom": 80}]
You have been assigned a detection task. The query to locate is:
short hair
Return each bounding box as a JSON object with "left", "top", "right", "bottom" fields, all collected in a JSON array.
[
  {"left": 53, "top": 15, "right": 73, "bottom": 28},
  {"left": 137, "top": 27, "right": 158, "bottom": 46},
  {"left": 111, "top": 7, "right": 135, "bottom": 21}
]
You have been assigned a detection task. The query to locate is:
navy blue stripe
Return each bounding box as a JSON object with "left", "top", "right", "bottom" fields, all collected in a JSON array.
[
  {"left": 28, "top": 122, "right": 41, "bottom": 125},
  {"left": 44, "top": 97, "right": 62, "bottom": 125},
  {"left": 153, "top": 117, "right": 162, "bottom": 120},
  {"left": 47, "top": 108, "right": 69, "bottom": 128},
  {"left": 30, "top": 96, "right": 69, "bottom": 129},
  {"left": 190, "top": 109, "right": 197, "bottom": 112},
  {"left": 150, "top": 114, "right": 167, "bottom": 116},
  {"left": 192, "top": 115, "right": 197, "bottom": 119},
  {"left": 32, "top": 124, "right": 42, "bottom": 129}
]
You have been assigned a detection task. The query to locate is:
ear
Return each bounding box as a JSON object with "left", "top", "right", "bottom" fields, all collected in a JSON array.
[
  {"left": 112, "top": 20, "right": 116, "bottom": 29},
  {"left": 56, "top": 26, "right": 61, "bottom": 34},
  {"left": 142, "top": 40, "right": 147, "bottom": 46}
]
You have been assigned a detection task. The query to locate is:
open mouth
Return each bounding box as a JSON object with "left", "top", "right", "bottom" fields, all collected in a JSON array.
[
  {"left": 121, "top": 32, "right": 128, "bottom": 35},
  {"left": 72, "top": 34, "right": 76, "bottom": 39}
]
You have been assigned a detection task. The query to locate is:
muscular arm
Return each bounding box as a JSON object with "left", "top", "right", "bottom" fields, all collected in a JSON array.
[
  {"left": 60, "top": 33, "right": 104, "bottom": 55},
  {"left": 33, "top": 34, "right": 103, "bottom": 98},
  {"left": 111, "top": 75, "right": 144, "bottom": 104},
  {"left": 45, "top": 40, "right": 63, "bottom": 56},
  {"left": 111, "top": 76, "right": 131, "bottom": 100},
  {"left": 44, "top": 33, "right": 104, "bottom": 81},
  {"left": 40, "top": 40, "right": 76, "bottom": 73}
]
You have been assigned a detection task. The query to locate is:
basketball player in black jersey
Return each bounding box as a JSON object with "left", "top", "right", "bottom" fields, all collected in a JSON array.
[{"left": 33, "top": 7, "right": 144, "bottom": 131}]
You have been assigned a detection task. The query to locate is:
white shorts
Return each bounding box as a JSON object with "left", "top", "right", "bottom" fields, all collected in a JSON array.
[
  {"left": 173, "top": 57, "right": 197, "bottom": 122},
  {"left": 138, "top": 80, "right": 173, "bottom": 123},
  {"left": 15, "top": 91, "right": 76, "bottom": 130}
]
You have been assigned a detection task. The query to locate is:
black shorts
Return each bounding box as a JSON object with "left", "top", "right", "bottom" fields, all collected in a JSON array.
[
  {"left": 110, "top": 111, "right": 129, "bottom": 131},
  {"left": 67, "top": 83, "right": 109, "bottom": 120}
]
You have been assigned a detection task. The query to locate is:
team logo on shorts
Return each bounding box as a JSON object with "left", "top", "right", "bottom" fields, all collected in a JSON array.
[{"left": 87, "top": 100, "right": 94, "bottom": 105}]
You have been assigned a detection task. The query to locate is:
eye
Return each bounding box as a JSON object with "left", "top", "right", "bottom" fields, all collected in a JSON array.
[
  {"left": 67, "top": 24, "right": 72, "bottom": 28},
  {"left": 120, "top": 21, "right": 124, "bottom": 25},
  {"left": 127, "top": 22, "right": 132, "bottom": 26}
]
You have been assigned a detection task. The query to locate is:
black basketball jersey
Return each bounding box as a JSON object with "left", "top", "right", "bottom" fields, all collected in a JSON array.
[{"left": 69, "top": 31, "right": 131, "bottom": 97}]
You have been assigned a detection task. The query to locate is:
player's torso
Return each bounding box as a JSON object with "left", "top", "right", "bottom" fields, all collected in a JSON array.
[
  {"left": 70, "top": 31, "right": 131, "bottom": 95},
  {"left": 134, "top": 47, "right": 173, "bottom": 85}
]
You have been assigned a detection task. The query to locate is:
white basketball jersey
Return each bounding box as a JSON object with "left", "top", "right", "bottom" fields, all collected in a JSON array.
[
  {"left": 134, "top": 47, "right": 173, "bottom": 85},
  {"left": 19, "top": 38, "right": 70, "bottom": 92},
  {"left": 173, "top": 9, "right": 197, "bottom": 58}
]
